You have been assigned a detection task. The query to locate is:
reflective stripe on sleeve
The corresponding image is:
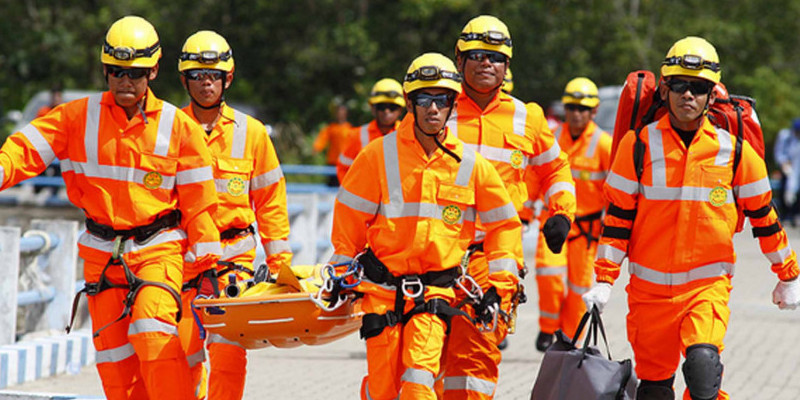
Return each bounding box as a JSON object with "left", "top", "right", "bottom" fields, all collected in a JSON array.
[
  {"left": 765, "top": 245, "right": 793, "bottom": 265},
  {"left": 21, "top": 124, "right": 56, "bottom": 165},
  {"left": 606, "top": 171, "right": 640, "bottom": 195},
  {"left": 177, "top": 166, "right": 214, "bottom": 186},
  {"left": 528, "top": 142, "right": 561, "bottom": 166},
  {"left": 265, "top": 239, "right": 292, "bottom": 255},
  {"left": 338, "top": 154, "right": 354, "bottom": 167},
  {"left": 544, "top": 181, "right": 576, "bottom": 204},
  {"left": 251, "top": 167, "right": 284, "bottom": 191},
  {"left": 734, "top": 177, "right": 772, "bottom": 199},
  {"left": 488, "top": 258, "right": 517, "bottom": 274},
  {"left": 629, "top": 261, "right": 733, "bottom": 286},
  {"left": 571, "top": 169, "right": 607, "bottom": 181},
  {"left": 595, "top": 244, "right": 627, "bottom": 265},
  {"left": 192, "top": 241, "right": 223, "bottom": 258},
  {"left": 329, "top": 254, "right": 353, "bottom": 265},
  {"left": 337, "top": 187, "right": 380, "bottom": 215},
  {"left": 479, "top": 202, "right": 517, "bottom": 224}
]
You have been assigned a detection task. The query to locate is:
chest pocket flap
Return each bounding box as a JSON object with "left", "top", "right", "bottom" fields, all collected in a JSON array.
[
  {"left": 437, "top": 184, "right": 475, "bottom": 206},
  {"left": 216, "top": 157, "right": 254, "bottom": 176},
  {"left": 139, "top": 153, "right": 178, "bottom": 176}
]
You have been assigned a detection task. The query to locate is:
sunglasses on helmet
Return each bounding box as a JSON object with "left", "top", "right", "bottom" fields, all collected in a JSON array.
[
  {"left": 184, "top": 69, "right": 226, "bottom": 81},
  {"left": 564, "top": 104, "right": 592, "bottom": 112},
  {"left": 662, "top": 54, "right": 720, "bottom": 72},
  {"left": 179, "top": 49, "right": 233, "bottom": 64},
  {"left": 464, "top": 50, "right": 508, "bottom": 64},
  {"left": 460, "top": 31, "right": 513, "bottom": 47},
  {"left": 405, "top": 66, "right": 462, "bottom": 84},
  {"left": 103, "top": 41, "right": 161, "bottom": 61},
  {"left": 410, "top": 93, "right": 455, "bottom": 109},
  {"left": 106, "top": 65, "right": 151, "bottom": 80},
  {"left": 375, "top": 103, "right": 402, "bottom": 112},
  {"left": 666, "top": 78, "right": 716, "bottom": 95}
]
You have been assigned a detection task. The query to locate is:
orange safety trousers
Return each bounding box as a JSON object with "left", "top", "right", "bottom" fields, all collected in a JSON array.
[
  {"left": 179, "top": 236, "right": 255, "bottom": 400},
  {"left": 627, "top": 278, "right": 731, "bottom": 400},
  {"left": 436, "top": 250, "right": 515, "bottom": 400},
  {"left": 360, "top": 285, "right": 454, "bottom": 400},
  {"left": 534, "top": 218, "right": 598, "bottom": 338},
  {"left": 82, "top": 241, "right": 192, "bottom": 400}
]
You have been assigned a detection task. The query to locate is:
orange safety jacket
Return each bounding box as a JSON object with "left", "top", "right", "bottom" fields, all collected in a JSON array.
[
  {"left": 182, "top": 103, "right": 292, "bottom": 269},
  {"left": 329, "top": 114, "right": 523, "bottom": 278},
  {"left": 313, "top": 121, "right": 353, "bottom": 165},
  {"left": 447, "top": 91, "right": 576, "bottom": 226},
  {"left": 0, "top": 89, "right": 221, "bottom": 275},
  {"left": 554, "top": 120, "right": 612, "bottom": 217},
  {"left": 596, "top": 116, "right": 799, "bottom": 295},
  {"left": 336, "top": 119, "right": 400, "bottom": 182}
]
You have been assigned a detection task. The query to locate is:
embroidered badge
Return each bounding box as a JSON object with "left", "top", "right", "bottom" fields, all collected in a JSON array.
[
  {"left": 442, "top": 205, "right": 462, "bottom": 225},
  {"left": 708, "top": 186, "right": 727, "bottom": 207},
  {"left": 227, "top": 177, "right": 246, "bottom": 197},
  {"left": 143, "top": 171, "right": 163, "bottom": 189},
  {"left": 510, "top": 149, "right": 524, "bottom": 169},
  {"left": 579, "top": 170, "right": 591, "bottom": 181}
]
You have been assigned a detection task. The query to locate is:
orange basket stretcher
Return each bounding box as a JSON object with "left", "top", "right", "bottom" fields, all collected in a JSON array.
[{"left": 192, "top": 263, "right": 363, "bottom": 349}]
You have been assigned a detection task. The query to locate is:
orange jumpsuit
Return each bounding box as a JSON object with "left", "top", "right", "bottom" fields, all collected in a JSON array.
[
  {"left": 313, "top": 121, "right": 353, "bottom": 165},
  {"left": 336, "top": 119, "right": 399, "bottom": 182},
  {"left": 535, "top": 120, "right": 611, "bottom": 338},
  {"left": 597, "top": 116, "right": 799, "bottom": 399},
  {"left": 178, "top": 104, "right": 292, "bottom": 400},
  {"left": 330, "top": 114, "right": 523, "bottom": 400},
  {"left": 0, "top": 90, "right": 221, "bottom": 400},
  {"left": 438, "top": 92, "right": 575, "bottom": 399}
]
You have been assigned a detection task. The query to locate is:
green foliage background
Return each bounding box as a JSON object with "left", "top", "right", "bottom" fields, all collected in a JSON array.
[{"left": 3, "top": 0, "right": 800, "bottom": 166}]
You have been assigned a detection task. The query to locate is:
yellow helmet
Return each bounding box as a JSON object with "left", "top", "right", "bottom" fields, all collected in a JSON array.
[
  {"left": 101, "top": 16, "right": 161, "bottom": 68},
  {"left": 661, "top": 36, "right": 721, "bottom": 84},
  {"left": 502, "top": 68, "right": 514, "bottom": 94},
  {"left": 403, "top": 53, "right": 463, "bottom": 95},
  {"left": 369, "top": 78, "right": 406, "bottom": 107},
  {"left": 178, "top": 30, "right": 234, "bottom": 73},
  {"left": 456, "top": 15, "right": 513, "bottom": 59},
  {"left": 562, "top": 77, "right": 599, "bottom": 108}
]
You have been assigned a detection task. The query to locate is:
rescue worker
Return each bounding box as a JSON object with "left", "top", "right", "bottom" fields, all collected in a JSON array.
[
  {"left": 533, "top": 77, "right": 611, "bottom": 351},
  {"left": 329, "top": 52, "right": 523, "bottom": 400},
  {"left": 313, "top": 103, "right": 352, "bottom": 186},
  {"left": 175, "top": 30, "right": 292, "bottom": 400},
  {"left": 583, "top": 36, "right": 800, "bottom": 399},
  {"left": 438, "top": 15, "right": 576, "bottom": 399},
  {"left": 336, "top": 78, "right": 405, "bottom": 182},
  {"left": 0, "top": 16, "right": 221, "bottom": 399}
]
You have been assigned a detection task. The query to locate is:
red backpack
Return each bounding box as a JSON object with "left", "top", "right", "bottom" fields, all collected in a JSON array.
[{"left": 610, "top": 69, "right": 766, "bottom": 231}]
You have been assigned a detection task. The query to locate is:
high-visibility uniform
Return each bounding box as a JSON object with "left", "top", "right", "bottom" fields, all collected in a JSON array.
[
  {"left": 178, "top": 103, "right": 292, "bottom": 400},
  {"left": 438, "top": 91, "right": 575, "bottom": 399},
  {"left": 0, "top": 90, "right": 221, "bottom": 400},
  {"left": 336, "top": 119, "right": 399, "bottom": 182},
  {"left": 329, "top": 114, "right": 523, "bottom": 400},
  {"left": 313, "top": 121, "right": 353, "bottom": 165},
  {"left": 597, "top": 116, "right": 799, "bottom": 399},
  {"left": 535, "top": 120, "right": 611, "bottom": 338}
]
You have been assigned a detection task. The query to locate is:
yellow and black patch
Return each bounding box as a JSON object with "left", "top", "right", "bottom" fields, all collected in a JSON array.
[
  {"left": 227, "top": 177, "right": 246, "bottom": 197},
  {"left": 442, "top": 205, "right": 462, "bottom": 225},
  {"left": 143, "top": 171, "right": 163, "bottom": 189},
  {"left": 708, "top": 186, "right": 727, "bottom": 207},
  {"left": 510, "top": 149, "right": 525, "bottom": 169}
]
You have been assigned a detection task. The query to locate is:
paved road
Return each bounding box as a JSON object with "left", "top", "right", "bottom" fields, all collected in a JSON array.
[{"left": 8, "top": 227, "right": 800, "bottom": 399}]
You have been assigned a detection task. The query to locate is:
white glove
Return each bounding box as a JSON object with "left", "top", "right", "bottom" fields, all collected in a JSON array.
[
  {"left": 582, "top": 282, "right": 613, "bottom": 313},
  {"left": 772, "top": 278, "right": 800, "bottom": 310},
  {"left": 785, "top": 190, "right": 797, "bottom": 207}
]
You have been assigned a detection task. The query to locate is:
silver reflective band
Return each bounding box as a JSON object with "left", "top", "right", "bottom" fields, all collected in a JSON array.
[{"left": 629, "top": 261, "right": 733, "bottom": 286}]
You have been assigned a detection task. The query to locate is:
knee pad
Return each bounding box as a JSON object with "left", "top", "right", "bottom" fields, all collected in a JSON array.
[
  {"left": 636, "top": 376, "right": 675, "bottom": 400},
  {"left": 682, "top": 343, "right": 723, "bottom": 400}
]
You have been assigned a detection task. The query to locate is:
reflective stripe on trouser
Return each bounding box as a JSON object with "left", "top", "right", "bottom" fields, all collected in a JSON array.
[
  {"left": 627, "top": 278, "right": 731, "bottom": 400},
  {"left": 437, "top": 315, "right": 503, "bottom": 399},
  {"left": 86, "top": 251, "right": 192, "bottom": 400},
  {"left": 360, "top": 288, "right": 453, "bottom": 400},
  {"left": 534, "top": 228, "right": 595, "bottom": 338},
  {"left": 179, "top": 235, "right": 255, "bottom": 400}
]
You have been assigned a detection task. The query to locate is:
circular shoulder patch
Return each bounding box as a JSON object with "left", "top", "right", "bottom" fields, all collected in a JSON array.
[
  {"left": 708, "top": 186, "right": 727, "bottom": 207},
  {"left": 442, "top": 205, "right": 462, "bottom": 225},
  {"left": 143, "top": 171, "right": 163, "bottom": 189},
  {"left": 510, "top": 149, "right": 524, "bottom": 169},
  {"left": 227, "top": 177, "right": 246, "bottom": 197}
]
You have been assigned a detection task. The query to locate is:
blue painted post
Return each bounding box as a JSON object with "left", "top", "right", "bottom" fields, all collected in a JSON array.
[
  {"left": 29, "top": 220, "right": 79, "bottom": 333},
  {"left": 0, "top": 227, "right": 21, "bottom": 346}
]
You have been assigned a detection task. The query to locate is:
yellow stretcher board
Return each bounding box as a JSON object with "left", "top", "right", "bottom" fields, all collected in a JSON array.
[{"left": 192, "top": 263, "right": 363, "bottom": 349}]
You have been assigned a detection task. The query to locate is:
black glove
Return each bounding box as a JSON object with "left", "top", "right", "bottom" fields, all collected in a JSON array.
[
  {"left": 197, "top": 268, "right": 220, "bottom": 298},
  {"left": 475, "top": 286, "right": 501, "bottom": 325},
  {"left": 542, "top": 214, "right": 571, "bottom": 254}
]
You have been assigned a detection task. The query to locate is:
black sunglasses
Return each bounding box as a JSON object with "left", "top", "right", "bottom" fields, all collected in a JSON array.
[
  {"left": 106, "top": 65, "right": 150, "bottom": 80},
  {"left": 411, "top": 93, "right": 454, "bottom": 109},
  {"left": 666, "top": 78, "right": 715, "bottom": 95},
  {"left": 464, "top": 50, "right": 508, "bottom": 64},
  {"left": 184, "top": 69, "right": 226, "bottom": 81},
  {"left": 564, "top": 104, "right": 592, "bottom": 112},
  {"left": 375, "top": 103, "right": 402, "bottom": 112}
]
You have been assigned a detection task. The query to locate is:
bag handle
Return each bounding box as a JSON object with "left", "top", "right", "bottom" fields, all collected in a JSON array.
[{"left": 575, "top": 306, "right": 614, "bottom": 367}]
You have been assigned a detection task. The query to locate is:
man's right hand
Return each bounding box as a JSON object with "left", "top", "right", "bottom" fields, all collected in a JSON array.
[{"left": 582, "top": 282, "right": 612, "bottom": 313}]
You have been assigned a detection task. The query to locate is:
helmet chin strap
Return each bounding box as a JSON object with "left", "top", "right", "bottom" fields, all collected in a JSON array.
[{"left": 411, "top": 106, "right": 461, "bottom": 163}]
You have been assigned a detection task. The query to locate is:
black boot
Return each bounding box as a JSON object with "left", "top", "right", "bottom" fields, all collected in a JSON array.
[{"left": 535, "top": 331, "right": 554, "bottom": 352}]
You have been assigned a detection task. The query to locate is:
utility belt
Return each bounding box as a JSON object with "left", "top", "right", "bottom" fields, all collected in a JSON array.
[
  {"left": 67, "top": 210, "right": 183, "bottom": 338},
  {"left": 568, "top": 210, "right": 603, "bottom": 248},
  {"left": 220, "top": 224, "right": 255, "bottom": 241},
  {"left": 357, "top": 248, "right": 470, "bottom": 340},
  {"left": 85, "top": 209, "right": 181, "bottom": 243}
]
